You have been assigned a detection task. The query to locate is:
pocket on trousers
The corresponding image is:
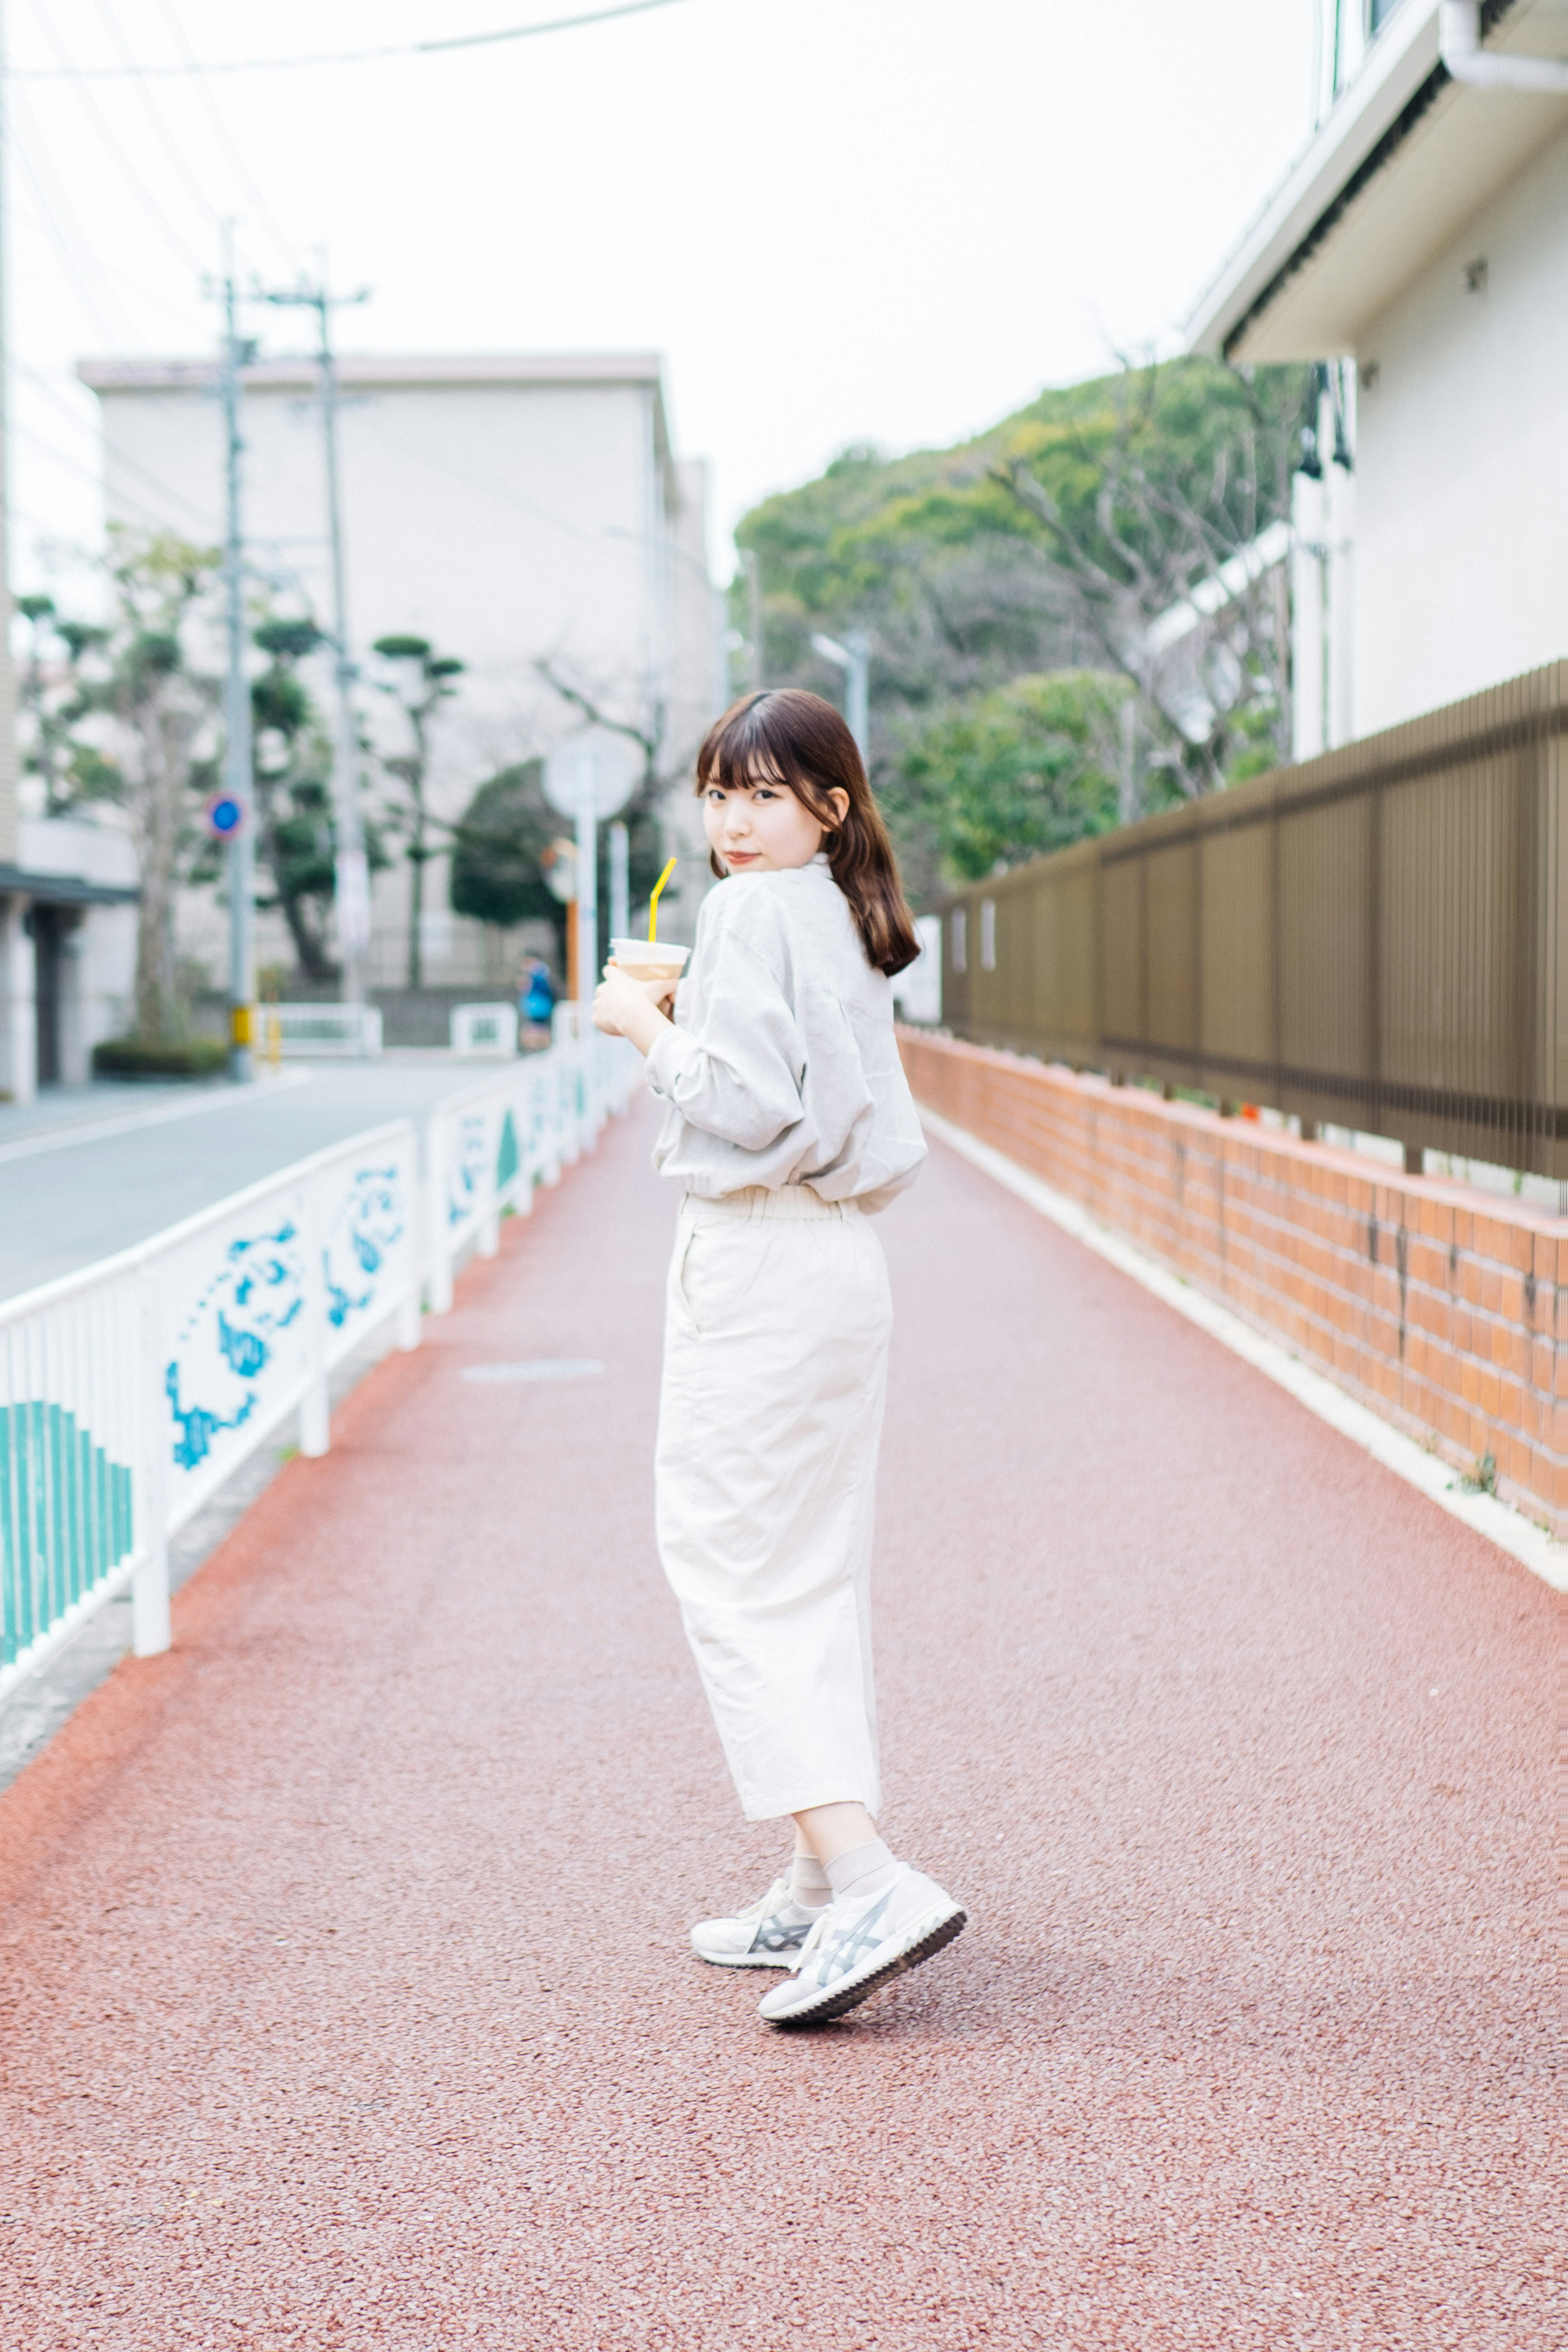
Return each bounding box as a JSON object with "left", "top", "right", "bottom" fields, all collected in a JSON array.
[{"left": 672, "top": 1221, "right": 703, "bottom": 1336}]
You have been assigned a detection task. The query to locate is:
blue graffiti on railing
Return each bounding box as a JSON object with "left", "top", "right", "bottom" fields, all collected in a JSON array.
[
  {"left": 323, "top": 1166, "right": 405, "bottom": 1328},
  {"left": 167, "top": 1220, "right": 305, "bottom": 1472},
  {"left": 447, "top": 1112, "right": 488, "bottom": 1229}
]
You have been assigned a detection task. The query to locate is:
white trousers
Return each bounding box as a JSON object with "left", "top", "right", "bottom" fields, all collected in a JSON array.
[{"left": 655, "top": 1186, "right": 893, "bottom": 1822}]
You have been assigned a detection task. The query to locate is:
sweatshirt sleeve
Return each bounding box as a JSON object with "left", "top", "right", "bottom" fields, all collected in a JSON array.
[{"left": 644, "top": 892, "right": 807, "bottom": 1152}]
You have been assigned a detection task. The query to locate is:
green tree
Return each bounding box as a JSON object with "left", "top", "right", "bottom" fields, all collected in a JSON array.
[
  {"left": 184, "top": 616, "right": 396, "bottom": 986},
  {"left": 991, "top": 359, "right": 1309, "bottom": 794},
  {"left": 50, "top": 530, "right": 221, "bottom": 1042},
  {"left": 372, "top": 634, "right": 465, "bottom": 988},
  {"left": 732, "top": 356, "right": 1313, "bottom": 880},
  {"left": 247, "top": 619, "right": 341, "bottom": 982},
  {"left": 893, "top": 671, "right": 1129, "bottom": 883},
  {"left": 449, "top": 757, "right": 669, "bottom": 982},
  {"left": 448, "top": 761, "right": 568, "bottom": 970},
  {"left": 15, "top": 595, "right": 119, "bottom": 818}
]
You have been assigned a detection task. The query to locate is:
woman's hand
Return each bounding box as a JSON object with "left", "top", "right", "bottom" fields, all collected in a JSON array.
[{"left": 592, "top": 966, "right": 675, "bottom": 1055}]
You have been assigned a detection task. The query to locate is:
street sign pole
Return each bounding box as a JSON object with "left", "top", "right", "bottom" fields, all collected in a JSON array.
[
  {"left": 542, "top": 728, "right": 641, "bottom": 1007},
  {"left": 608, "top": 820, "right": 630, "bottom": 946},
  {"left": 577, "top": 793, "right": 597, "bottom": 1005},
  {"left": 810, "top": 628, "right": 871, "bottom": 770}
]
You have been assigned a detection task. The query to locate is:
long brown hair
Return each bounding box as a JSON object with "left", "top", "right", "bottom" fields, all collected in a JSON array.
[{"left": 694, "top": 689, "right": 921, "bottom": 977}]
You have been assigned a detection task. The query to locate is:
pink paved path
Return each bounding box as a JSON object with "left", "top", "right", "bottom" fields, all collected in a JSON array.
[{"left": 0, "top": 1101, "right": 1557, "bottom": 2350}]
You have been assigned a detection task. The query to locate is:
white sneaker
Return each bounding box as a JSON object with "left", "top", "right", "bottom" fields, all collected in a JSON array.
[
  {"left": 756, "top": 1865, "right": 967, "bottom": 2027},
  {"left": 690, "top": 1877, "right": 825, "bottom": 1969}
]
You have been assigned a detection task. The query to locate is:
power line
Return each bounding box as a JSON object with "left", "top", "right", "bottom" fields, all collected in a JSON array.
[
  {"left": 90, "top": 0, "right": 230, "bottom": 241},
  {"left": 352, "top": 408, "right": 629, "bottom": 552},
  {"left": 12, "top": 356, "right": 222, "bottom": 534},
  {"left": 6, "top": 83, "right": 149, "bottom": 347},
  {"left": 153, "top": 0, "right": 304, "bottom": 276},
  {"left": 20, "top": 0, "right": 208, "bottom": 273},
  {"left": 9, "top": 414, "right": 209, "bottom": 539},
  {"left": 7, "top": 0, "right": 695, "bottom": 79}
]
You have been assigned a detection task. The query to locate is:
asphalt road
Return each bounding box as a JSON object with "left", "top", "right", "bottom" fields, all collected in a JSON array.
[
  {"left": 0, "top": 1098, "right": 1555, "bottom": 2349},
  {"left": 0, "top": 1060, "right": 503, "bottom": 1303}
]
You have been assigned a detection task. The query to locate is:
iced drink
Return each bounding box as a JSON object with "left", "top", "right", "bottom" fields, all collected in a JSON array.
[{"left": 610, "top": 938, "right": 690, "bottom": 994}]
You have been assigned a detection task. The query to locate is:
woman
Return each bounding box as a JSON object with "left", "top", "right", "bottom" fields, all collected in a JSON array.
[{"left": 592, "top": 688, "right": 965, "bottom": 2028}]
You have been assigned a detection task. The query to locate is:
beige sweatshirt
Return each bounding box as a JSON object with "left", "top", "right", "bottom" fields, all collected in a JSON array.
[{"left": 644, "top": 855, "right": 926, "bottom": 1213}]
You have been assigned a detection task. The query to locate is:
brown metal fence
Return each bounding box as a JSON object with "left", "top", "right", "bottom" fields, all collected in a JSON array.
[{"left": 935, "top": 659, "right": 1567, "bottom": 1177}]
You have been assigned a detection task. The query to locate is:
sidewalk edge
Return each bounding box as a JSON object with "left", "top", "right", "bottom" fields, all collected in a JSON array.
[{"left": 918, "top": 1104, "right": 1568, "bottom": 1595}]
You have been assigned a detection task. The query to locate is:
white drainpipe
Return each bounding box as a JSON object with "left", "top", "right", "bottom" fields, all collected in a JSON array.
[{"left": 1439, "top": 2, "right": 1568, "bottom": 94}]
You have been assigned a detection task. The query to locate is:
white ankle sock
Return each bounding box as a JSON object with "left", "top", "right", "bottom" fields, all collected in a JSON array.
[
  {"left": 791, "top": 1849, "right": 831, "bottom": 1907},
  {"left": 825, "top": 1838, "right": 899, "bottom": 1902}
]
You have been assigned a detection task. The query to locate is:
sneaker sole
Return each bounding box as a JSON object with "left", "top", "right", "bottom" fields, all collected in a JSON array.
[
  {"left": 692, "top": 1946, "right": 804, "bottom": 1970},
  {"left": 761, "top": 1905, "right": 967, "bottom": 2029}
]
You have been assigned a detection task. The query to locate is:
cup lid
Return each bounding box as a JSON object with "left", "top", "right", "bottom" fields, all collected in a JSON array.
[{"left": 610, "top": 937, "right": 689, "bottom": 963}]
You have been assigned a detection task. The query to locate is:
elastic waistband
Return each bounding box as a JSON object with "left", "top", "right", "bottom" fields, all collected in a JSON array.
[{"left": 682, "top": 1185, "right": 859, "bottom": 1224}]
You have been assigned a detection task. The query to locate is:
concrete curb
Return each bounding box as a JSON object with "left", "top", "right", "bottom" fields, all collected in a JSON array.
[{"left": 918, "top": 1103, "right": 1568, "bottom": 1595}]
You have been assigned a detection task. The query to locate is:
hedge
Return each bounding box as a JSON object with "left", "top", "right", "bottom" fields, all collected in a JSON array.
[{"left": 92, "top": 1037, "right": 229, "bottom": 1080}]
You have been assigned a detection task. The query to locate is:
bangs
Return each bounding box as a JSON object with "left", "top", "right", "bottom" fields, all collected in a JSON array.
[{"left": 696, "top": 698, "right": 812, "bottom": 798}]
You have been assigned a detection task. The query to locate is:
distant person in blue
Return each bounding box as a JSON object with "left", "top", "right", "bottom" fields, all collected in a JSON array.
[{"left": 520, "top": 958, "right": 555, "bottom": 1045}]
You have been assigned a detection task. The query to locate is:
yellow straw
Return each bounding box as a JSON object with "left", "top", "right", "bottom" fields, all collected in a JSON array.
[{"left": 648, "top": 855, "right": 678, "bottom": 942}]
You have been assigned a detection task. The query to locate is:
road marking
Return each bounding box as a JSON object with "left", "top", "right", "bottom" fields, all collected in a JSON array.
[
  {"left": 919, "top": 1105, "right": 1568, "bottom": 1595},
  {"left": 461, "top": 1359, "right": 605, "bottom": 1382},
  {"left": 0, "top": 1071, "right": 311, "bottom": 1167}
]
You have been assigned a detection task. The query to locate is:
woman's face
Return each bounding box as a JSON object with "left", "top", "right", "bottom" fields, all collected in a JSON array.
[{"left": 702, "top": 764, "right": 850, "bottom": 875}]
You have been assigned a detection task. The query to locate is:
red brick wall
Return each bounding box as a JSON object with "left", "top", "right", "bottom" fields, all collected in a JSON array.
[{"left": 899, "top": 1030, "right": 1568, "bottom": 1540}]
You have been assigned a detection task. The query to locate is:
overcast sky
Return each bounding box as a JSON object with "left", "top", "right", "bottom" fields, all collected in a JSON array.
[{"left": 6, "top": 0, "right": 1317, "bottom": 598}]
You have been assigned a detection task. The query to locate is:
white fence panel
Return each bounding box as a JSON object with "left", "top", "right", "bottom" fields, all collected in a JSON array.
[
  {"left": 271, "top": 1004, "right": 384, "bottom": 1058},
  {"left": 0, "top": 1032, "right": 639, "bottom": 1706},
  {"left": 158, "top": 1123, "right": 421, "bottom": 1537},
  {"left": 423, "top": 1025, "right": 637, "bottom": 1312},
  {"left": 450, "top": 1003, "right": 519, "bottom": 1057}
]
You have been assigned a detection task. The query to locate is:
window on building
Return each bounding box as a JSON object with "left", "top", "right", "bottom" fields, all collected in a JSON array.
[
  {"left": 951, "top": 908, "right": 967, "bottom": 973},
  {"left": 980, "top": 898, "right": 997, "bottom": 972},
  {"left": 1368, "top": 0, "right": 1404, "bottom": 32}
]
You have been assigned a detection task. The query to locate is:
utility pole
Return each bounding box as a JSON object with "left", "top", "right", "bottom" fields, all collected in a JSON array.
[
  {"left": 0, "top": 0, "right": 29, "bottom": 1107},
  {"left": 214, "top": 230, "right": 254, "bottom": 1082},
  {"left": 260, "top": 273, "right": 371, "bottom": 1006}
]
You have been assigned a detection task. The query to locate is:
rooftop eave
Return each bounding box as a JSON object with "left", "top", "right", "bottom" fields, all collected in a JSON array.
[
  {"left": 77, "top": 350, "right": 668, "bottom": 396},
  {"left": 1184, "top": 1, "right": 1568, "bottom": 364},
  {"left": 0, "top": 864, "right": 139, "bottom": 907},
  {"left": 1185, "top": 2, "right": 1444, "bottom": 358}
]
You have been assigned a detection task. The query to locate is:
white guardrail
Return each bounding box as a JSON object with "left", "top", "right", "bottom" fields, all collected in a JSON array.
[
  {"left": 265, "top": 1003, "right": 385, "bottom": 1058},
  {"left": 0, "top": 1013, "right": 636, "bottom": 1706},
  {"left": 450, "top": 1002, "right": 519, "bottom": 1057}
]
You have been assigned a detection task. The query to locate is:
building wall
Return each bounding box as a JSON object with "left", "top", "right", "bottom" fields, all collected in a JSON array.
[
  {"left": 1353, "top": 125, "right": 1568, "bottom": 733},
  {"left": 654, "top": 456, "right": 728, "bottom": 949},
  {"left": 18, "top": 821, "right": 138, "bottom": 1085},
  {"left": 900, "top": 1029, "right": 1568, "bottom": 1541},
  {"left": 85, "top": 357, "right": 719, "bottom": 988}
]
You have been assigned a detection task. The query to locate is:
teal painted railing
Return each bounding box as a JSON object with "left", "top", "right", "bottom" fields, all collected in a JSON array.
[{"left": 0, "top": 1401, "right": 134, "bottom": 1667}]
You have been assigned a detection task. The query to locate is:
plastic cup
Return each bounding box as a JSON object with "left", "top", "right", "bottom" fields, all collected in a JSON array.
[{"left": 609, "top": 938, "right": 690, "bottom": 991}]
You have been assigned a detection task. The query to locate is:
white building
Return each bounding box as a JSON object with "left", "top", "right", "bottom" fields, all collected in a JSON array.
[
  {"left": 0, "top": 808, "right": 140, "bottom": 1100},
  {"left": 78, "top": 350, "right": 723, "bottom": 991},
  {"left": 1186, "top": 0, "right": 1568, "bottom": 743}
]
